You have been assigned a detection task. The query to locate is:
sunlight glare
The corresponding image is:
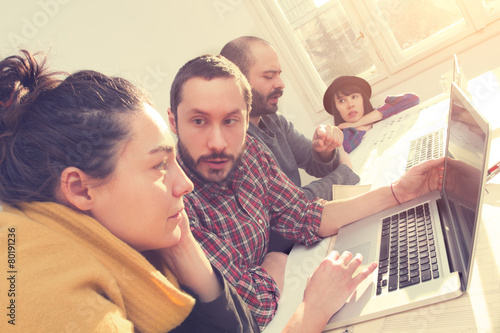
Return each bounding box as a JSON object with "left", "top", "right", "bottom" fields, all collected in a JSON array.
[{"left": 314, "top": 0, "right": 330, "bottom": 8}]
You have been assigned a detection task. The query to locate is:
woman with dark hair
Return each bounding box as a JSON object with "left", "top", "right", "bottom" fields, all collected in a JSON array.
[
  {"left": 323, "top": 76, "right": 420, "bottom": 153},
  {"left": 0, "top": 50, "right": 259, "bottom": 332}
]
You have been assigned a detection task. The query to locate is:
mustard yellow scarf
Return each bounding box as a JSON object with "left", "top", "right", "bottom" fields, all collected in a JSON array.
[{"left": 3, "top": 202, "right": 195, "bottom": 332}]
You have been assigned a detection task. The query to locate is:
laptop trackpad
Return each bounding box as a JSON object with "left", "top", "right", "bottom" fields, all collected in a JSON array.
[
  {"left": 341, "top": 242, "right": 375, "bottom": 309},
  {"left": 345, "top": 242, "right": 371, "bottom": 276}
]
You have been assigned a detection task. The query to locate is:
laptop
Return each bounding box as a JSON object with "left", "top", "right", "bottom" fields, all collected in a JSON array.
[
  {"left": 403, "top": 54, "right": 464, "bottom": 171},
  {"left": 453, "top": 53, "right": 463, "bottom": 88},
  {"left": 405, "top": 128, "right": 444, "bottom": 170},
  {"left": 323, "top": 82, "right": 491, "bottom": 330},
  {"left": 350, "top": 57, "right": 464, "bottom": 185}
]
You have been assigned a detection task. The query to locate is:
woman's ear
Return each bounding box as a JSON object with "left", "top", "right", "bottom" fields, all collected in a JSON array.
[
  {"left": 167, "top": 108, "right": 178, "bottom": 135},
  {"left": 58, "top": 167, "right": 94, "bottom": 211}
]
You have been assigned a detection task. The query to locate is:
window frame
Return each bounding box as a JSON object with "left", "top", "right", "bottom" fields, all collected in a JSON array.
[{"left": 245, "top": 0, "right": 500, "bottom": 121}]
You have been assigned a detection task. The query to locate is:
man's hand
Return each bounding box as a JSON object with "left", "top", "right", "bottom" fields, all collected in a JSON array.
[
  {"left": 392, "top": 157, "right": 445, "bottom": 204},
  {"left": 283, "top": 251, "right": 377, "bottom": 332},
  {"left": 312, "top": 124, "right": 343, "bottom": 161},
  {"left": 303, "top": 251, "right": 377, "bottom": 320},
  {"left": 156, "top": 210, "right": 223, "bottom": 302}
]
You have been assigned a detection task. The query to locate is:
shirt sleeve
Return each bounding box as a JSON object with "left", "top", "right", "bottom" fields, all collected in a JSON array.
[
  {"left": 377, "top": 93, "right": 420, "bottom": 119},
  {"left": 276, "top": 114, "right": 341, "bottom": 178},
  {"left": 342, "top": 127, "right": 366, "bottom": 153},
  {"left": 275, "top": 114, "right": 360, "bottom": 199},
  {"left": 340, "top": 93, "right": 419, "bottom": 154},
  {"left": 186, "top": 201, "right": 279, "bottom": 330},
  {"left": 255, "top": 144, "right": 325, "bottom": 246},
  {"left": 301, "top": 163, "right": 360, "bottom": 200},
  {"left": 173, "top": 266, "right": 260, "bottom": 333}
]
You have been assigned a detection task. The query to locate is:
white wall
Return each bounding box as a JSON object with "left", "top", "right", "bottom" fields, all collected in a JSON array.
[
  {"left": 0, "top": 1, "right": 271, "bottom": 122},
  {"left": 1, "top": 1, "right": 497, "bottom": 139}
]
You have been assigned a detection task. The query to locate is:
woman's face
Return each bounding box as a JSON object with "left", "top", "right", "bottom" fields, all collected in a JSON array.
[
  {"left": 334, "top": 92, "right": 365, "bottom": 123},
  {"left": 89, "top": 104, "right": 193, "bottom": 251}
]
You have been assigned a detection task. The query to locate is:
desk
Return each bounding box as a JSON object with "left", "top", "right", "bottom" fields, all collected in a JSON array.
[{"left": 263, "top": 71, "right": 500, "bottom": 333}]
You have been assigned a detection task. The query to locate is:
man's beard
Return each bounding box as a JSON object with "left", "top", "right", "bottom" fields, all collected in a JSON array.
[
  {"left": 250, "top": 88, "right": 283, "bottom": 117},
  {"left": 177, "top": 138, "right": 245, "bottom": 184}
]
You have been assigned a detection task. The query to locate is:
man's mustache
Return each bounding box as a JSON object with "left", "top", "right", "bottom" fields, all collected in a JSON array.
[
  {"left": 268, "top": 89, "right": 283, "bottom": 99},
  {"left": 198, "top": 152, "right": 235, "bottom": 163}
]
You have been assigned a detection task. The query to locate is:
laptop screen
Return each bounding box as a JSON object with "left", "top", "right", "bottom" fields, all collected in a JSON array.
[
  {"left": 453, "top": 54, "right": 462, "bottom": 89},
  {"left": 441, "top": 82, "right": 490, "bottom": 290}
]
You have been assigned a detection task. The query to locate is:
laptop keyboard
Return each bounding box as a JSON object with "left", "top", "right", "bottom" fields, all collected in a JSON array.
[
  {"left": 405, "top": 129, "right": 444, "bottom": 170},
  {"left": 376, "top": 203, "right": 440, "bottom": 295}
]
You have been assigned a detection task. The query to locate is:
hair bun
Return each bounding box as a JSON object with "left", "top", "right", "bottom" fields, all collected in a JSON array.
[
  {"left": 1, "top": 50, "right": 56, "bottom": 108},
  {"left": 20, "top": 70, "right": 37, "bottom": 94},
  {"left": 1, "top": 50, "right": 63, "bottom": 133}
]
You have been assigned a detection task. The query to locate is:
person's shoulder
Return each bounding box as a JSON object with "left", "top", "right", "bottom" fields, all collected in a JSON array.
[
  {"left": 3, "top": 207, "right": 112, "bottom": 273},
  {"left": 0, "top": 206, "right": 127, "bottom": 332},
  {"left": 263, "top": 113, "right": 297, "bottom": 136},
  {"left": 245, "top": 135, "right": 279, "bottom": 167},
  {"left": 268, "top": 112, "right": 290, "bottom": 125},
  {"left": 246, "top": 135, "right": 272, "bottom": 157}
]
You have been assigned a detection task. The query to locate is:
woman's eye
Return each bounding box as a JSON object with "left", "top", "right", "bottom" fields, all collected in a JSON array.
[{"left": 155, "top": 160, "right": 168, "bottom": 171}]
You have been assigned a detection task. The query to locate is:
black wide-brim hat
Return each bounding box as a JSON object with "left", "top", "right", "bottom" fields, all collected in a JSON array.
[{"left": 323, "top": 76, "right": 372, "bottom": 115}]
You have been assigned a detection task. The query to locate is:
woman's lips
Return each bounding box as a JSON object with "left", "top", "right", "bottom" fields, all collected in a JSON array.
[{"left": 169, "top": 207, "right": 184, "bottom": 220}]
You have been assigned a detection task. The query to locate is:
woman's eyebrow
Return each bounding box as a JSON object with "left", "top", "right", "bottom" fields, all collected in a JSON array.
[{"left": 149, "top": 145, "right": 173, "bottom": 155}]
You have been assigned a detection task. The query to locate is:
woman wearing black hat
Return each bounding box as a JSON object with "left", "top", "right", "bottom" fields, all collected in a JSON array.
[{"left": 323, "top": 76, "right": 420, "bottom": 153}]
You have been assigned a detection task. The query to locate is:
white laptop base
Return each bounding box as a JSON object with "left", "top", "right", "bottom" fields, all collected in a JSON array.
[{"left": 324, "top": 192, "right": 462, "bottom": 330}]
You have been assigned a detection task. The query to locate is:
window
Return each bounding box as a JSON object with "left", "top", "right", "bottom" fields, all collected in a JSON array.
[
  {"left": 483, "top": 0, "right": 500, "bottom": 13},
  {"left": 373, "top": 1, "right": 464, "bottom": 52},
  {"left": 246, "top": 0, "right": 500, "bottom": 117},
  {"left": 277, "top": 0, "right": 377, "bottom": 87}
]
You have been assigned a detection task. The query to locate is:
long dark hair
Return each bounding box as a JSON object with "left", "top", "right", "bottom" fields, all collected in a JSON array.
[{"left": 0, "top": 50, "right": 151, "bottom": 206}]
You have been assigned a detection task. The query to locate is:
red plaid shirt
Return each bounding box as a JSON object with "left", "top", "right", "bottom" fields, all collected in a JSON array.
[{"left": 179, "top": 135, "right": 325, "bottom": 329}]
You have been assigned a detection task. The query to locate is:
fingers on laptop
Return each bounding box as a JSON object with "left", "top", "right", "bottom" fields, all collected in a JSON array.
[{"left": 326, "top": 250, "right": 377, "bottom": 280}]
